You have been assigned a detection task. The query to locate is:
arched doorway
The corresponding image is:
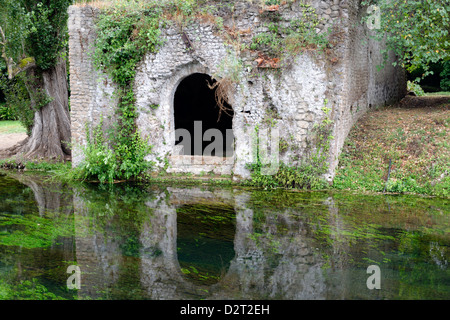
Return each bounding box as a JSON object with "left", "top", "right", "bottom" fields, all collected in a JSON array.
[{"left": 174, "top": 73, "right": 234, "bottom": 157}]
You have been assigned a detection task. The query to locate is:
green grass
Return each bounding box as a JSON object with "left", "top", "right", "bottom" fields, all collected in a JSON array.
[
  {"left": 0, "top": 121, "right": 27, "bottom": 134},
  {"left": 425, "top": 92, "right": 450, "bottom": 96}
]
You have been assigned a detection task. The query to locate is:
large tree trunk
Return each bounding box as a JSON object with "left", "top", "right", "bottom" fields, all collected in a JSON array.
[{"left": 10, "top": 58, "right": 71, "bottom": 161}]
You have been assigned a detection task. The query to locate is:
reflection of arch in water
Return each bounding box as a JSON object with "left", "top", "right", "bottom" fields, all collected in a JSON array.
[
  {"left": 71, "top": 185, "right": 330, "bottom": 299},
  {"left": 176, "top": 202, "right": 236, "bottom": 286},
  {"left": 139, "top": 188, "right": 328, "bottom": 299},
  {"left": 139, "top": 188, "right": 240, "bottom": 298}
]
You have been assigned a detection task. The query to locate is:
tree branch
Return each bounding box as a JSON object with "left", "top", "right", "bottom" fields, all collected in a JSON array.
[{"left": 13, "top": 57, "right": 36, "bottom": 78}]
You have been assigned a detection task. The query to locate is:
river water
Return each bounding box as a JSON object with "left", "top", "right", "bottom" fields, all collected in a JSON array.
[{"left": 0, "top": 172, "right": 449, "bottom": 300}]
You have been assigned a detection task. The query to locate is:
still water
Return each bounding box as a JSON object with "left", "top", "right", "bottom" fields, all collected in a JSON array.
[{"left": 0, "top": 172, "right": 449, "bottom": 300}]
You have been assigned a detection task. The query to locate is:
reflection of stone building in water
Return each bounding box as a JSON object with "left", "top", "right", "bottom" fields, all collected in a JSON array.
[{"left": 73, "top": 188, "right": 330, "bottom": 300}]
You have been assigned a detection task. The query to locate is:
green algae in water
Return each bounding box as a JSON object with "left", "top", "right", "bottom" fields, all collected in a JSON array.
[{"left": 0, "top": 173, "right": 449, "bottom": 300}]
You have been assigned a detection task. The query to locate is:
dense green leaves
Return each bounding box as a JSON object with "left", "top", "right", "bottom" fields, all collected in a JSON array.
[
  {"left": 363, "top": 0, "right": 450, "bottom": 79},
  {"left": 440, "top": 61, "right": 450, "bottom": 91},
  {"left": 0, "top": 72, "right": 53, "bottom": 134},
  {"left": 0, "top": 1, "right": 31, "bottom": 64},
  {"left": 0, "top": 0, "right": 71, "bottom": 71},
  {"left": 93, "top": 6, "right": 163, "bottom": 86},
  {"left": 26, "top": 0, "right": 71, "bottom": 70}
]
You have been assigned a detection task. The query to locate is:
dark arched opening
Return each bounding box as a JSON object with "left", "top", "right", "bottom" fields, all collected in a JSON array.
[{"left": 174, "top": 73, "right": 234, "bottom": 157}]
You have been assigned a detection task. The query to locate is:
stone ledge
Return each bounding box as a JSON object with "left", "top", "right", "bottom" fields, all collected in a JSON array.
[{"left": 168, "top": 155, "right": 235, "bottom": 175}]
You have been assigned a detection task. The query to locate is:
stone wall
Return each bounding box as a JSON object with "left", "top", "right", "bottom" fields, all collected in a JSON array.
[
  {"left": 68, "top": 0, "right": 406, "bottom": 180},
  {"left": 68, "top": 5, "right": 117, "bottom": 166}
]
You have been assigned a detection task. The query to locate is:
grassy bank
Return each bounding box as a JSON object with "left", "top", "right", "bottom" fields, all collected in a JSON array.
[
  {"left": 332, "top": 95, "right": 449, "bottom": 198},
  {"left": 0, "top": 121, "right": 26, "bottom": 135}
]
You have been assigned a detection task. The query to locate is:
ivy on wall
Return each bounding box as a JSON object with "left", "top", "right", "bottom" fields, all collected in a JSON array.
[{"left": 78, "top": 4, "right": 166, "bottom": 182}]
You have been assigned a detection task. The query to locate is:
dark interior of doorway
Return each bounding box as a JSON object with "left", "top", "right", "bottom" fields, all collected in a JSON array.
[{"left": 174, "top": 73, "right": 234, "bottom": 157}]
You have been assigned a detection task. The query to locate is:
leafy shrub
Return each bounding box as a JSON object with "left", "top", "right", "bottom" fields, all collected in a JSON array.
[
  {"left": 78, "top": 141, "right": 118, "bottom": 184},
  {"left": 0, "top": 278, "right": 66, "bottom": 300},
  {"left": 385, "top": 177, "right": 422, "bottom": 194},
  {"left": 75, "top": 120, "right": 153, "bottom": 183},
  {"left": 431, "top": 175, "right": 449, "bottom": 198},
  {"left": 116, "top": 130, "right": 154, "bottom": 180},
  {"left": 407, "top": 81, "right": 425, "bottom": 96},
  {"left": 75, "top": 121, "right": 118, "bottom": 183},
  {"left": 248, "top": 161, "right": 329, "bottom": 190},
  {"left": 0, "top": 103, "right": 17, "bottom": 120},
  {"left": 440, "top": 61, "right": 450, "bottom": 91}
]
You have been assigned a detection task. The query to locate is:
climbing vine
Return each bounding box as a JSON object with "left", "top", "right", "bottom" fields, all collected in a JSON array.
[{"left": 81, "top": 4, "right": 166, "bottom": 182}]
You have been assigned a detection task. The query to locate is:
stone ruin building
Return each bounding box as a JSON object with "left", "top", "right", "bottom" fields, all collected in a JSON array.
[{"left": 68, "top": 0, "right": 406, "bottom": 181}]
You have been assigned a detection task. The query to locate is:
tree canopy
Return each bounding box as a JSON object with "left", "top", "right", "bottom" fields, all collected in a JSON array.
[
  {"left": 363, "top": 0, "right": 450, "bottom": 81},
  {"left": 0, "top": 0, "right": 71, "bottom": 74}
]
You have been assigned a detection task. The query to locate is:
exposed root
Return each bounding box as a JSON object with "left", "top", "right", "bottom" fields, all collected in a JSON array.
[{"left": 207, "top": 77, "right": 235, "bottom": 122}]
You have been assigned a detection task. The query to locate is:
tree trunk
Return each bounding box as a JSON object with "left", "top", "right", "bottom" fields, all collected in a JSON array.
[{"left": 10, "top": 58, "right": 71, "bottom": 161}]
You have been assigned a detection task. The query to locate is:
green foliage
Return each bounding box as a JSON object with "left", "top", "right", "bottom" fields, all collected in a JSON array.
[
  {"left": 385, "top": 177, "right": 424, "bottom": 194},
  {"left": 0, "top": 72, "right": 52, "bottom": 134},
  {"left": 0, "top": 278, "right": 66, "bottom": 300},
  {"left": 77, "top": 122, "right": 119, "bottom": 184},
  {"left": 248, "top": 161, "right": 330, "bottom": 190},
  {"left": 93, "top": 6, "right": 163, "bottom": 87},
  {"left": 0, "top": 1, "right": 31, "bottom": 64},
  {"left": 362, "top": 0, "right": 449, "bottom": 78},
  {"left": 0, "top": 103, "right": 17, "bottom": 120},
  {"left": 1, "top": 0, "right": 71, "bottom": 71},
  {"left": 25, "top": 0, "right": 72, "bottom": 71},
  {"left": 440, "top": 61, "right": 450, "bottom": 91},
  {"left": 432, "top": 176, "right": 450, "bottom": 198},
  {"left": 74, "top": 119, "right": 153, "bottom": 183},
  {"left": 407, "top": 80, "right": 425, "bottom": 96}
]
